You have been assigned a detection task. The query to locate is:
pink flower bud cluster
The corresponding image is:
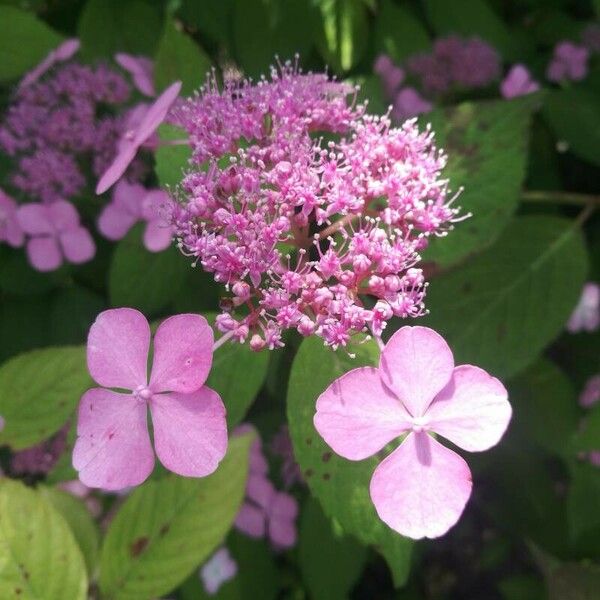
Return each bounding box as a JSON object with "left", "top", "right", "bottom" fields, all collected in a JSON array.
[{"left": 172, "top": 62, "right": 460, "bottom": 350}]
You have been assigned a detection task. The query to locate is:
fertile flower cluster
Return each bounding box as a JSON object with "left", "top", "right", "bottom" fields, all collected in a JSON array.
[
  {"left": 172, "top": 63, "right": 460, "bottom": 349},
  {"left": 546, "top": 41, "right": 589, "bottom": 82},
  {"left": 234, "top": 425, "right": 298, "bottom": 549}
]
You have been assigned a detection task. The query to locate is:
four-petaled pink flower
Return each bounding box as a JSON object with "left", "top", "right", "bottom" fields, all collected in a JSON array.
[
  {"left": 0, "top": 188, "right": 24, "bottom": 248},
  {"left": 314, "top": 326, "right": 511, "bottom": 539},
  {"left": 73, "top": 308, "right": 227, "bottom": 490},
  {"left": 17, "top": 200, "right": 95, "bottom": 271},
  {"left": 200, "top": 547, "right": 237, "bottom": 595},
  {"left": 567, "top": 282, "right": 600, "bottom": 333},
  {"left": 500, "top": 64, "right": 540, "bottom": 99},
  {"left": 98, "top": 180, "right": 175, "bottom": 252},
  {"left": 96, "top": 81, "right": 182, "bottom": 194},
  {"left": 114, "top": 53, "right": 155, "bottom": 97}
]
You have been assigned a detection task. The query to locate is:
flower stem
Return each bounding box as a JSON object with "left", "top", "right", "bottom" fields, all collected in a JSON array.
[
  {"left": 213, "top": 329, "right": 235, "bottom": 351},
  {"left": 522, "top": 190, "right": 600, "bottom": 207}
]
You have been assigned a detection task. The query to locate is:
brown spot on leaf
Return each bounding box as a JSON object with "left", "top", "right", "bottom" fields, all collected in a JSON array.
[
  {"left": 322, "top": 473, "right": 331, "bottom": 481},
  {"left": 304, "top": 468, "right": 314, "bottom": 478},
  {"left": 305, "top": 438, "right": 312, "bottom": 446},
  {"left": 159, "top": 523, "right": 170, "bottom": 536},
  {"left": 322, "top": 452, "right": 332, "bottom": 463},
  {"left": 130, "top": 536, "right": 149, "bottom": 557}
]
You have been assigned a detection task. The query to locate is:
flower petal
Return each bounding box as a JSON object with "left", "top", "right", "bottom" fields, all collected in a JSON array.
[
  {"left": 235, "top": 503, "right": 266, "bottom": 538},
  {"left": 379, "top": 326, "right": 454, "bottom": 418},
  {"left": 143, "top": 219, "right": 173, "bottom": 252},
  {"left": 95, "top": 143, "right": 137, "bottom": 195},
  {"left": 369, "top": 432, "right": 472, "bottom": 539},
  {"left": 26, "top": 237, "right": 62, "bottom": 271},
  {"left": 133, "top": 81, "right": 182, "bottom": 146},
  {"left": 269, "top": 497, "right": 297, "bottom": 548},
  {"left": 314, "top": 367, "right": 411, "bottom": 460},
  {"left": 150, "top": 387, "right": 227, "bottom": 477},
  {"left": 17, "top": 203, "right": 53, "bottom": 235},
  {"left": 149, "top": 313, "right": 213, "bottom": 393},
  {"left": 48, "top": 200, "right": 80, "bottom": 231},
  {"left": 426, "top": 365, "right": 511, "bottom": 452},
  {"left": 112, "top": 179, "right": 146, "bottom": 215},
  {"left": 72, "top": 388, "right": 154, "bottom": 490},
  {"left": 87, "top": 308, "right": 150, "bottom": 389},
  {"left": 97, "top": 204, "right": 138, "bottom": 240},
  {"left": 60, "top": 227, "right": 96, "bottom": 264},
  {"left": 246, "top": 474, "right": 276, "bottom": 509}
]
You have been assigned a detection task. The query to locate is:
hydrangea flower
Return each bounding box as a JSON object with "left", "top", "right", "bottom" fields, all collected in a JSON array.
[
  {"left": 392, "top": 87, "right": 433, "bottom": 121},
  {"left": 72, "top": 308, "right": 227, "bottom": 490},
  {"left": 200, "top": 548, "right": 237, "bottom": 595},
  {"left": 373, "top": 54, "right": 405, "bottom": 98},
  {"left": 314, "top": 326, "right": 511, "bottom": 539},
  {"left": 567, "top": 282, "right": 600, "bottom": 333},
  {"left": 500, "top": 64, "right": 540, "bottom": 99},
  {"left": 114, "top": 53, "right": 155, "bottom": 96},
  {"left": 96, "top": 81, "right": 182, "bottom": 194},
  {"left": 234, "top": 425, "right": 299, "bottom": 548},
  {"left": 17, "top": 200, "right": 95, "bottom": 271},
  {"left": 98, "top": 180, "right": 175, "bottom": 251},
  {"left": 546, "top": 42, "right": 589, "bottom": 82},
  {"left": 173, "top": 62, "right": 460, "bottom": 350},
  {"left": 580, "top": 374, "right": 600, "bottom": 408},
  {"left": 11, "top": 424, "right": 69, "bottom": 476},
  {"left": 0, "top": 188, "right": 24, "bottom": 248}
]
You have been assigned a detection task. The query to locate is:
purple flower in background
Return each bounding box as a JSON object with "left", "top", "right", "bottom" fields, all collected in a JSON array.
[
  {"left": 373, "top": 54, "right": 405, "bottom": 98},
  {"left": 407, "top": 35, "right": 500, "bottom": 95},
  {"left": 98, "top": 180, "right": 175, "bottom": 251},
  {"left": 115, "top": 53, "right": 155, "bottom": 96},
  {"left": 234, "top": 425, "right": 299, "bottom": 548},
  {"left": 500, "top": 64, "right": 540, "bottom": 99},
  {"left": 0, "top": 188, "right": 24, "bottom": 248},
  {"left": 18, "top": 38, "right": 80, "bottom": 90},
  {"left": 546, "top": 42, "right": 589, "bottom": 82},
  {"left": 11, "top": 424, "right": 69, "bottom": 476},
  {"left": 270, "top": 425, "right": 303, "bottom": 488},
  {"left": 17, "top": 200, "right": 95, "bottom": 271},
  {"left": 200, "top": 548, "right": 237, "bottom": 595},
  {"left": 96, "top": 81, "right": 182, "bottom": 194},
  {"left": 580, "top": 374, "right": 600, "bottom": 408},
  {"left": 567, "top": 282, "right": 600, "bottom": 333},
  {"left": 392, "top": 87, "right": 433, "bottom": 121}
]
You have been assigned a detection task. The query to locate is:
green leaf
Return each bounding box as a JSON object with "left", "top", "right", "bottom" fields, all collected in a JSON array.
[
  {"left": 567, "top": 463, "right": 600, "bottom": 556},
  {"left": 287, "top": 337, "right": 413, "bottom": 586},
  {"left": 178, "top": 0, "right": 234, "bottom": 47},
  {"left": 0, "top": 249, "right": 64, "bottom": 295},
  {"left": 46, "top": 420, "right": 79, "bottom": 484},
  {"left": 544, "top": 89, "right": 600, "bottom": 167},
  {"left": 0, "top": 346, "right": 90, "bottom": 450},
  {"left": 546, "top": 562, "right": 600, "bottom": 600},
  {"left": 233, "top": 0, "right": 273, "bottom": 78},
  {"left": 155, "top": 124, "right": 192, "bottom": 188},
  {"left": 423, "top": 0, "right": 523, "bottom": 60},
  {"left": 208, "top": 339, "right": 270, "bottom": 428},
  {"left": 421, "top": 216, "right": 588, "bottom": 379},
  {"left": 298, "top": 498, "right": 368, "bottom": 600},
  {"left": 509, "top": 359, "right": 579, "bottom": 457},
  {"left": 49, "top": 287, "right": 105, "bottom": 345},
  {"left": 99, "top": 435, "right": 251, "bottom": 600},
  {"left": 40, "top": 486, "right": 100, "bottom": 576},
  {"left": 154, "top": 17, "right": 211, "bottom": 95},
  {"left": 0, "top": 5, "right": 63, "bottom": 82},
  {"left": 108, "top": 224, "right": 188, "bottom": 317},
  {"left": 269, "top": 0, "right": 319, "bottom": 61},
  {"left": 422, "top": 96, "right": 536, "bottom": 267},
  {"left": 316, "top": 0, "right": 370, "bottom": 73},
  {"left": 373, "top": 0, "right": 430, "bottom": 62},
  {"left": 77, "top": 0, "right": 163, "bottom": 60},
  {"left": 0, "top": 479, "right": 88, "bottom": 599}
]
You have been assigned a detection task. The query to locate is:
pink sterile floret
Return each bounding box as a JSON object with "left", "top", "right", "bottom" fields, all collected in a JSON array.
[
  {"left": 114, "top": 53, "right": 155, "bottom": 97},
  {"left": 72, "top": 308, "right": 227, "bottom": 490},
  {"left": 234, "top": 425, "right": 299, "bottom": 548},
  {"left": 567, "top": 282, "right": 600, "bottom": 333},
  {"left": 173, "top": 62, "right": 460, "bottom": 350},
  {"left": 96, "top": 80, "right": 182, "bottom": 194},
  {"left": 546, "top": 42, "right": 589, "bottom": 82},
  {"left": 314, "top": 325, "right": 511, "bottom": 539},
  {"left": 17, "top": 200, "right": 95, "bottom": 271},
  {"left": 98, "top": 179, "right": 176, "bottom": 252},
  {"left": 500, "top": 64, "right": 540, "bottom": 99},
  {"left": 0, "top": 187, "right": 24, "bottom": 248},
  {"left": 392, "top": 87, "right": 433, "bottom": 122},
  {"left": 200, "top": 547, "right": 238, "bottom": 595},
  {"left": 18, "top": 38, "right": 80, "bottom": 90}
]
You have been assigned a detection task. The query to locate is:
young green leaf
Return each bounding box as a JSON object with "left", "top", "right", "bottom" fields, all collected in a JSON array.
[
  {"left": 99, "top": 435, "right": 251, "bottom": 600},
  {"left": 0, "top": 346, "right": 90, "bottom": 450},
  {"left": 0, "top": 479, "right": 88, "bottom": 600}
]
